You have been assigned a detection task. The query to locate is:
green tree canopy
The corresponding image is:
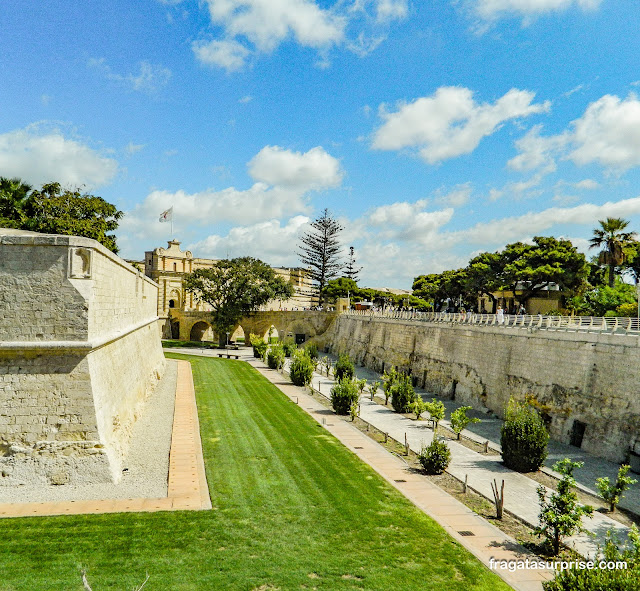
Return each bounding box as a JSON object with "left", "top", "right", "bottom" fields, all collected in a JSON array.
[
  {"left": 324, "top": 277, "right": 359, "bottom": 300},
  {"left": 0, "top": 180, "right": 123, "bottom": 253},
  {"left": 590, "top": 217, "right": 637, "bottom": 287},
  {"left": 500, "top": 236, "right": 588, "bottom": 305},
  {"left": 184, "top": 257, "right": 295, "bottom": 343},
  {"left": 413, "top": 268, "right": 469, "bottom": 310},
  {"left": 465, "top": 252, "right": 504, "bottom": 312}
]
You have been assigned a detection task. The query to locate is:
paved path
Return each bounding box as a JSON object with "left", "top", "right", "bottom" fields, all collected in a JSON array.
[
  {"left": 0, "top": 359, "right": 211, "bottom": 518},
  {"left": 310, "top": 354, "right": 632, "bottom": 559}
]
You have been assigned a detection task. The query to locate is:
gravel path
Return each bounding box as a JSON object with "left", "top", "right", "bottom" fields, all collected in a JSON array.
[{"left": 0, "top": 360, "right": 177, "bottom": 503}]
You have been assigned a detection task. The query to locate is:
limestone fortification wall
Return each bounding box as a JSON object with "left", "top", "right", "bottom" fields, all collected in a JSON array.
[
  {"left": 0, "top": 230, "right": 165, "bottom": 485},
  {"left": 327, "top": 314, "right": 640, "bottom": 464}
]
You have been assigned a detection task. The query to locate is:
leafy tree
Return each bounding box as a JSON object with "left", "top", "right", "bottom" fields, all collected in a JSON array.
[
  {"left": 184, "top": 257, "right": 294, "bottom": 345},
  {"left": 590, "top": 218, "right": 637, "bottom": 288},
  {"left": 425, "top": 399, "right": 445, "bottom": 432},
  {"left": 413, "top": 397, "right": 427, "bottom": 419},
  {"left": 0, "top": 181, "right": 123, "bottom": 253},
  {"left": 330, "top": 378, "right": 360, "bottom": 416},
  {"left": 344, "top": 246, "right": 362, "bottom": 282},
  {"left": 390, "top": 374, "right": 416, "bottom": 413},
  {"left": 324, "top": 277, "right": 359, "bottom": 301},
  {"left": 465, "top": 252, "right": 504, "bottom": 313},
  {"left": 569, "top": 281, "right": 637, "bottom": 317},
  {"left": 596, "top": 464, "right": 637, "bottom": 513},
  {"left": 382, "top": 367, "right": 398, "bottom": 405},
  {"left": 267, "top": 343, "right": 285, "bottom": 370},
  {"left": 298, "top": 208, "right": 344, "bottom": 306},
  {"left": 535, "top": 459, "right": 594, "bottom": 555},
  {"left": 500, "top": 237, "right": 588, "bottom": 308},
  {"left": 412, "top": 269, "right": 470, "bottom": 311},
  {"left": 334, "top": 354, "right": 355, "bottom": 381},
  {"left": 450, "top": 406, "right": 481, "bottom": 439},
  {"left": 289, "top": 350, "right": 315, "bottom": 386},
  {"left": 0, "top": 177, "right": 32, "bottom": 228}
]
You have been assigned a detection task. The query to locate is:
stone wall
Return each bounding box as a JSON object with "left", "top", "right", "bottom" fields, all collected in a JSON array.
[
  {"left": 327, "top": 314, "right": 640, "bottom": 464},
  {"left": 0, "top": 230, "right": 165, "bottom": 485}
]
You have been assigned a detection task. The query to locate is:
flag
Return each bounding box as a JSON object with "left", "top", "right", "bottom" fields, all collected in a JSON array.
[{"left": 159, "top": 207, "right": 173, "bottom": 223}]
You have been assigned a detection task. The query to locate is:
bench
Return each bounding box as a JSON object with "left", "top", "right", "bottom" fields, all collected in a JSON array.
[{"left": 217, "top": 353, "right": 240, "bottom": 359}]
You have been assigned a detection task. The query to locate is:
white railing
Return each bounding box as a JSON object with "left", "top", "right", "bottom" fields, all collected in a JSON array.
[{"left": 343, "top": 309, "right": 640, "bottom": 334}]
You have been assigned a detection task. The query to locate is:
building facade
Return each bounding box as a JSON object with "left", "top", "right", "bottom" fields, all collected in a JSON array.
[{"left": 141, "top": 239, "right": 316, "bottom": 339}]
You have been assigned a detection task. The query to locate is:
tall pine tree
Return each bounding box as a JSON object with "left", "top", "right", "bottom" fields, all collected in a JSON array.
[
  {"left": 344, "top": 246, "right": 362, "bottom": 282},
  {"left": 298, "top": 209, "right": 344, "bottom": 306}
]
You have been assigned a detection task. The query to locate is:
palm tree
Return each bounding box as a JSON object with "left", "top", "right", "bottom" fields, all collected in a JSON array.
[
  {"left": 0, "top": 177, "right": 32, "bottom": 228},
  {"left": 589, "top": 218, "right": 637, "bottom": 287}
]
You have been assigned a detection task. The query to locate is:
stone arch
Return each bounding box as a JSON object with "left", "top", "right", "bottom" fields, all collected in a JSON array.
[
  {"left": 231, "top": 325, "right": 245, "bottom": 344},
  {"left": 263, "top": 325, "right": 279, "bottom": 342},
  {"left": 168, "top": 289, "right": 181, "bottom": 310},
  {"left": 190, "top": 321, "right": 214, "bottom": 342}
]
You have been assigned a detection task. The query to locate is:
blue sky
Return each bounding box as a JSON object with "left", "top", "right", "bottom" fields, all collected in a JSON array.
[{"left": 3, "top": 0, "right": 640, "bottom": 288}]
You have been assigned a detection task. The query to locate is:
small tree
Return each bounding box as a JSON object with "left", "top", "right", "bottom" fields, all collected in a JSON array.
[
  {"left": 418, "top": 439, "right": 451, "bottom": 474},
  {"left": 413, "top": 397, "right": 427, "bottom": 419},
  {"left": 425, "top": 399, "right": 445, "bottom": 432},
  {"left": 368, "top": 380, "right": 380, "bottom": 401},
  {"left": 319, "top": 356, "right": 331, "bottom": 376},
  {"left": 390, "top": 374, "right": 416, "bottom": 413},
  {"left": 356, "top": 378, "right": 368, "bottom": 396},
  {"left": 535, "top": 459, "right": 594, "bottom": 555},
  {"left": 267, "top": 342, "right": 285, "bottom": 370},
  {"left": 304, "top": 342, "right": 319, "bottom": 359},
  {"left": 283, "top": 341, "right": 296, "bottom": 357},
  {"left": 289, "top": 350, "right": 315, "bottom": 387},
  {"left": 450, "top": 406, "right": 481, "bottom": 440},
  {"left": 501, "top": 397, "right": 549, "bottom": 472},
  {"left": 331, "top": 378, "right": 360, "bottom": 416},
  {"left": 596, "top": 464, "right": 637, "bottom": 513},
  {"left": 334, "top": 354, "right": 355, "bottom": 381},
  {"left": 382, "top": 367, "right": 398, "bottom": 406}
]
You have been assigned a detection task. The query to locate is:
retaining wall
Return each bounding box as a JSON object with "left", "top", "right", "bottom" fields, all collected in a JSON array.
[{"left": 327, "top": 314, "right": 640, "bottom": 464}]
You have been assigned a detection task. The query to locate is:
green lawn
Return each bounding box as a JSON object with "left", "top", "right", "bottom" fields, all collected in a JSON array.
[{"left": 0, "top": 355, "right": 510, "bottom": 590}]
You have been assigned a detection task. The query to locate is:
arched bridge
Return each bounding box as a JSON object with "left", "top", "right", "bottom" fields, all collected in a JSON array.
[{"left": 166, "top": 310, "right": 340, "bottom": 345}]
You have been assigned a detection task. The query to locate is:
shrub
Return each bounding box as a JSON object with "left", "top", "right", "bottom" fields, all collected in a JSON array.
[
  {"left": 251, "top": 335, "right": 268, "bottom": 359},
  {"left": 500, "top": 397, "right": 549, "bottom": 472},
  {"left": 334, "top": 354, "right": 355, "bottom": 381},
  {"left": 382, "top": 367, "right": 398, "bottom": 405},
  {"left": 331, "top": 378, "right": 360, "bottom": 416},
  {"left": 450, "top": 406, "right": 481, "bottom": 439},
  {"left": 289, "top": 350, "right": 315, "bottom": 387},
  {"left": 413, "top": 397, "right": 427, "bottom": 419},
  {"left": 597, "top": 464, "right": 637, "bottom": 513},
  {"left": 535, "top": 459, "right": 593, "bottom": 555},
  {"left": 543, "top": 525, "right": 640, "bottom": 590},
  {"left": 283, "top": 342, "right": 297, "bottom": 358},
  {"left": 418, "top": 439, "right": 451, "bottom": 474},
  {"left": 267, "top": 343, "right": 285, "bottom": 370},
  {"left": 368, "top": 380, "right": 380, "bottom": 401},
  {"left": 425, "top": 398, "right": 445, "bottom": 431},
  {"left": 304, "top": 342, "right": 319, "bottom": 359},
  {"left": 390, "top": 374, "right": 416, "bottom": 413}
]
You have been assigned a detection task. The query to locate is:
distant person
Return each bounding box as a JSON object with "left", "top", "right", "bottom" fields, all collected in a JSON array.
[
  {"left": 496, "top": 306, "right": 505, "bottom": 324},
  {"left": 518, "top": 304, "right": 526, "bottom": 316}
]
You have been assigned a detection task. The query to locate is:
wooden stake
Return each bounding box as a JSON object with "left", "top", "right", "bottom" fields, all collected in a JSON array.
[
  {"left": 484, "top": 440, "right": 489, "bottom": 454},
  {"left": 463, "top": 474, "right": 468, "bottom": 494},
  {"left": 384, "top": 432, "right": 388, "bottom": 443},
  {"left": 404, "top": 432, "right": 409, "bottom": 455}
]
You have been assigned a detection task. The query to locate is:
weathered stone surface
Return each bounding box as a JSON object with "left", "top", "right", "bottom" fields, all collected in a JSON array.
[
  {"left": 0, "top": 230, "right": 165, "bottom": 484},
  {"left": 326, "top": 315, "right": 640, "bottom": 464}
]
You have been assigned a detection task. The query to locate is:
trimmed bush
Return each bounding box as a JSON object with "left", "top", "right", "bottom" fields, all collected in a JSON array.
[
  {"left": 334, "top": 354, "right": 355, "bottom": 381},
  {"left": 283, "top": 342, "right": 297, "bottom": 358},
  {"left": 418, "top": 439, "right": 451, "bottom": 474},
  {"left": 330, "top": 378, "right": 360, "bottom": 416},
  {"left": 289, "top": 350, "right": 315, "bottom": 387},
  {"left": 267, "top": 343, "right": 285, "bottom": 370},
  {"left": 390, "top": 374, "right": 416, "bottom": 413},
  {"left": 251, "top": 335, "right": 268, "bottom": 359},
  {"left": 304, "top": 342, "right": 319, "bottom": 359},
  {"left": 500, "top": 398, "right": 549, "bottom": 472}
]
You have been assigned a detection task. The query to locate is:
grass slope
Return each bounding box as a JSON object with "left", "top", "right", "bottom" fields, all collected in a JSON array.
[{"left": 0, "top": 355, "right": 510, "bottom": 590}]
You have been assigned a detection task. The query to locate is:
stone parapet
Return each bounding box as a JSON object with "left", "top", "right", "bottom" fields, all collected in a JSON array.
[{"left": 0, "top": 230, "right": 165, "bottom": 485}]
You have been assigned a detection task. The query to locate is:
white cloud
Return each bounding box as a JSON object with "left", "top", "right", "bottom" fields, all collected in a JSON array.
[
  {"left": 469, "top": 0, "right": 602, "bottom": 25},
  {"left": 0, "top": 124, "right": 118, "bottom": 188},
  {"left": 192, "top": 39, "right": 251, "bottom": 71},
  {"left": 569, "top": 94, "right": 640, "bottom": 171},
  {"left": 189, "top": 215, "right": 311, "bottom": 263},
  {"left": 435, "top": 183, "right": 472, "bottom": 207},
  {"left": 375, "top": 0, "right": 409, "bottom": 21},
  {"left": 372, "top": 87, "right": 550, "bottom": 163},
  {"left": 248, "top": 145, "right": 344, "bottom": 190},
  {"left": 238, "top": 95, "right": 253, "bottom": 103},
  {"left": 507, "top": 124, "right": 565, "bottom": 173},
  {"left": 121, "top": 144, "right": 343, "bottom": 238},
  {"left": 88, "top": 58, "right": 171, "bottom": 93},
  {"left": 574, "top": 178, "right": 599, "bottom": 190},
  {"left": 125, "top": 142, "right": 145, "bottom": 155}
]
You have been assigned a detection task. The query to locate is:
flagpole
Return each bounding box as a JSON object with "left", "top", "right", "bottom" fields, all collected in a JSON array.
[{"left": 171, "top": 205, "right": 173, "bottom": 238}]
